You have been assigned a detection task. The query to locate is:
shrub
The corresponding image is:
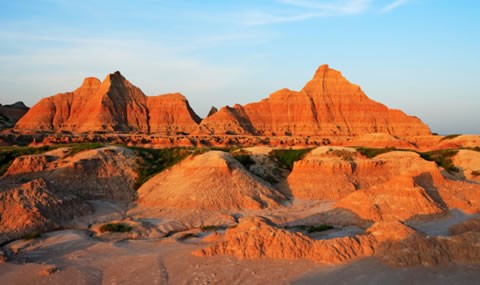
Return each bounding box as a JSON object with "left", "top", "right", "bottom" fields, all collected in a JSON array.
[
  {"left": 23, "top": 232, "right": 42, "bottom": 240},
  {"left": 99, "top": 223, "right": 132, "bottom": 233},
  {"left": 200, "top": 225, "right": 220, "bottom": 232},
  {"left": 328, "top": 149, "right": 355, "bottom": 161},
  {"left": 269, "top": 148, "right": 312, "bottom": 170},
  {"left": 419, "top": 149, "right": 459, "bottom": 173},
  {"left": 440, "top": 134, "right": 461, "bottom": 141},
  {"left": 129, "top": 147, "right": 190, "bottom": 188},
  {"left": 288, "top": 224, "right": 334, "bottom": 233},
  {"left": 355, "top": 147, "right": 397, "bottom": 158},
  {"left": 179, "top": 233, "right": 199, "bottom": 239},
  {"left": 471, "top": 170, "right": 480, "bottom": 177},
  {"left": 233, "top": 153, "right": 255, "bottom": 169}
]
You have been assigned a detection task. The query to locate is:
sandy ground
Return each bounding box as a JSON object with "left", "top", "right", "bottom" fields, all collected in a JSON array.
[{"left": 2, "top": 200, "right": 480, "bottom": 284}]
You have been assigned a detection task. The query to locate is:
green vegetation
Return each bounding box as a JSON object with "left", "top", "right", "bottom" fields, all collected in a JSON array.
[
  {"left": 129, "top": 147, "right": 191, "bottom": 189},
  {"left": 420, "top": 149, "right": 459, "bottom": 173},
  {"left": 289, "top": 224, "right": 334, "bottom": 233},
  {"left": 328, "top": 149, "right": 355, "bottom": 161},
  {"left": 200, "top": 225, "right": 221, "bottom": 232},
  {"left": 179, "top": 233, "right": 199, "bottom": 239},
  {"left": 355, "top": 147, "right": 398, "bottom": 158},
  {"left": 23, "top": 232, "right": 42, "bottom": 240},
  {"left": 232, "top": 153, "right": 255, "bottom": 169},
  {"left": 99, "top": 223, "right": 132, "bottom": 233},
  {"left": 440, "top": 134, "right": 461, "bottom": 141},
  {"left": 64, "top": 142, "right": 104, "bottom": 156},
  {"left": 269, "top": 148, "right": 312, "bottom": 170}
]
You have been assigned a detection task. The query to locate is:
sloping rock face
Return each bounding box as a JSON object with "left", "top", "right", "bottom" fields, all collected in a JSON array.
[
  {"left": 0, "top": 101, "right": 29, "bottom": 130},
  {"left": 453, "top": 150, "right": 480, "bottom": 182},
  {"left": 197, "top": 64, "right": 431, "bottom": 136},
  {"left": 137, "top": 151, "right": 286, "bottom": 210},
  {"left": 14, "top": 72, "right": 200, "bottom": 134}
]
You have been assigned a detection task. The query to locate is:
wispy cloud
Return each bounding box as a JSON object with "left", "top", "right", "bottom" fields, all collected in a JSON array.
[{"left": 382, "top": 0, "right": 408, "bottom": 13}]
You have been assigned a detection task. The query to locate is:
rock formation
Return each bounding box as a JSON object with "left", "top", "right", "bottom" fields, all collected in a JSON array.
[
  {"left": 14, "top": 72, "right": 200, "bottom": 134},
  {"left": 15, "top": 65, "right": 431, "bottom": 137},
  {"left": 196, "top": 64, "right": 431, "bottom": 136},
  {"left": 0, "top": 146, "right": 138, "bottom": 242},
  {"left": 195, "top": 216, "right": 480, "bottom": 267},
  {"left": 137, "top": 151, "right": 286, "bottom": 210},
  {"left": 288, "top": 147, "right": 480, "bottom": 222},
  {"left": 0, "top": 101, "right": 29, "bottom": 130}
]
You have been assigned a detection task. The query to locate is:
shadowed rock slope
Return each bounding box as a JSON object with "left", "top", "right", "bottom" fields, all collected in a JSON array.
[{"left": 0, "top": 102, "right": 29, "bottom": 130}]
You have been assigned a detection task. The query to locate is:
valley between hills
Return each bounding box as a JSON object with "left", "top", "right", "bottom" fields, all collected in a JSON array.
[{"left": 0, "top": 65, "right": 479, "bottom": 284}]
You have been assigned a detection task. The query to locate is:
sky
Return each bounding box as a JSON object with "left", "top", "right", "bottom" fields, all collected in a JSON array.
[{"left": 0, "top": 0, "right": 479, "bottom": 134}]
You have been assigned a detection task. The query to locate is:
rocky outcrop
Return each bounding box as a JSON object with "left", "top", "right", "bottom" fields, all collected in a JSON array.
[
  {"left": 0, "top": 101, "right": 29, "bottom": 130},
  {"left": 288, "top": 147, "right": 480, "bottom": 222},
  {"left": 0, "top": 179, "right": 90, "bottom": 243},
  {"left": 138, "top": 151, "right": 286, "bottom": 210},
  {"left": 453, "top": 150, "right": 480, "bottom": 182},
  {"left": 14, "top": 72, "right": 200, "bottom": 134},
  {"left": 196, "top": 65, "right": 431, "bottom": 137},
  {"left": 195, "top": 216, "right": 480, "bottom": 267}
]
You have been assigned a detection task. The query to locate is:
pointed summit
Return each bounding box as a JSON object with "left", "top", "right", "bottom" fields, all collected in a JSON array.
[
  {"left": 207, "top": 106, "right": 218, "bottom": 117},
  {"left": 80, "top": 77, "right": 101, "bottom": 89}
]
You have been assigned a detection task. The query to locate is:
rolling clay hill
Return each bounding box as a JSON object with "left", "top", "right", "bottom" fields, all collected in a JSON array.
[{"left": 15, "top": 65, "right": 431, "bottom": 137}]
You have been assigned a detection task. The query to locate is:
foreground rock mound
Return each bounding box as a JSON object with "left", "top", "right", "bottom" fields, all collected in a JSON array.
[
  {"left": 14, "top": 72, "right": 200, "bottom": 134},
  {"left": 195, "top": 216, "right": 480, "bottom": 267},
  {"left": 0, "top": 179, "right": 90, "bottom": 243},
  {"left": 196, "top": 65, "right": 431, "bottom": 136},
  {"left": 138, "top": 151, "right": 286, "bottom": 210},
  {"left": 0, "top": 146, "right": 138, "bottom": 242},
  {"left": 0, "top": 101, "right": 29, "bottom": 130}
]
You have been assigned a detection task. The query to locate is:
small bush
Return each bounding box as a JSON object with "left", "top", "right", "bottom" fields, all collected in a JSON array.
[
  {"left": 179, "top": 233, "right": 199, "bottom": 239},
  {"left": 200, "top": 225, "right": 220, "bottom": 232},
  {"left": 269, "top": 148, "right": 312, "bottom": 170},
  {"left": 23, "top": 232, "right": 42, "bottom": 240},
  {"left": 355, "top": 147, "right": 397, "bottom": 158},
  {"left": 99, "top": 223, "right": 132, "bottom": 233},
  {"left": 289, "top": 224, "right": 334, "bottom": 233},
  {"left": 420, "top": 149, "right": 459, "bottom": 173},
  {"left": 233, "top": 153, "right": 255, "bottom": 169},
  {"left": 471, "top": 170, "right": 480, "bottom": 177},
  {"left": 129, "top": 147, "right": 190, "bottom": 188},
  {"left": 440, "top": 134, "right": 461, "bottom": 141},
  {"left": 328, "top": 149, "right": 355, "bottom": 161}
]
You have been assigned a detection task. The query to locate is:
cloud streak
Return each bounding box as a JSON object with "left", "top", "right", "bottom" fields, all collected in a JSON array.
[
  {"left": 382, "top": 0, "right": 408, "bottom": 13},
  {"left": 241, "top": 0, "right": 410, "bottom": 25}
]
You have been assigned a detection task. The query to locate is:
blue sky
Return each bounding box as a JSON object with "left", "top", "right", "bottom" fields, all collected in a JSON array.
[{"left": 0, "top": 0, "right": 479, "bottom": 134}]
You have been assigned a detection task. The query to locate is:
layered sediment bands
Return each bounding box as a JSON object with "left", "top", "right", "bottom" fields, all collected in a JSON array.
[
  {"left": 197, "top": 65, "right": 431, "bottom": 136},
  {"left": 15, "top": 65, "right": 431, "bottom": 137},
  {"left": 14, "top": 72, "right": 200, "bottom": 134},
  {"left": 0, "top": 101, "right": 29, "bottom": 130}
]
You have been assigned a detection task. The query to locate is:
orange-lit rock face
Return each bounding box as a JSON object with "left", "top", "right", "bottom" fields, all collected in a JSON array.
[
  {"left": 14, "top": 72, "right": 200, "bottom": 134},
  {"left": 197, "top": 64, "right": 431, "bottom": 136}
]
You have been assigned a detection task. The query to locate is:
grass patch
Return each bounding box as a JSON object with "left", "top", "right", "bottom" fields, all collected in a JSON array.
[
  {"left": 440, "top": 134, "right": 461, "bottom": 141},
  {"left": 355, "top": 147, "right": 398, "bottom": 158},
  {"left": 233, "top": 153, "right": 255, "bottom": 169},
  {"left": 289, "top": 224, "right": 334, "bottom": 233},
  {"left": 23, "top": 232, "right": 42, "bottom": 240},
  {"left": 64, "top": 142, "right": 104, "bottom": 156},
  {"left": 129, "top": 147, "right": 191, "bottom": 189},
  {"left": 99, "top": 223, "right": 132, "bottom": 233},
  {"left": 200, "top": 225, "right": 221, "bottom": 232},
  {"left": 328, "top": 149, "right": 355, "bottom": 161},
  {"left": 269, "top": 148, "right": 312, "bottom": 170},
  {"left": 419, "top": 149, "right": 459, "bottom": 173}
]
